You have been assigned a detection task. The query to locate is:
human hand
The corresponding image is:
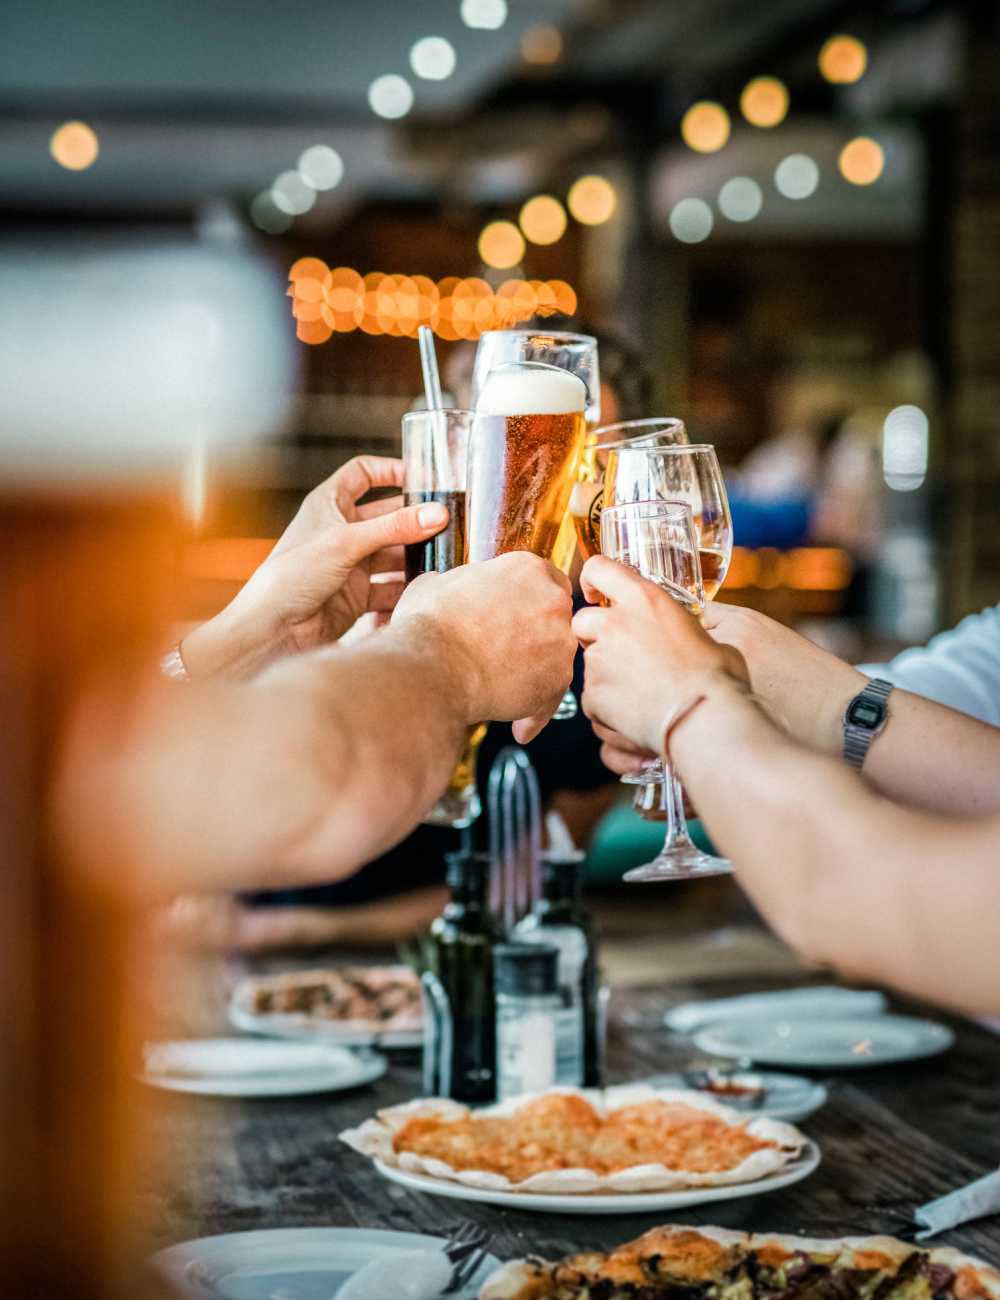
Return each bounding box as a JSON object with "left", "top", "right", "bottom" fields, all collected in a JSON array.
[
  {"left": 392, "top": 552, "right": 575, "bottom": 741},
  {"left": 181, "top": 456, "right": 448, "bottom": 679},
  {"left": 703, "top": 603, "right": 864, "bottom": 754},
  {"left": 572, "top": 555, "right": 748, "bottom": 755}
]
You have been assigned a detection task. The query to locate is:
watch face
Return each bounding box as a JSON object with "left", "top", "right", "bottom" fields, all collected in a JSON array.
[{"left": 848, "top": 698, "right": 885, "bottom": 728}]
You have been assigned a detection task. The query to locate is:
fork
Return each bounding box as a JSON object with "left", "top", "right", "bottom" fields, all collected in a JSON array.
[{"left": 443, "top": 1223, "right": 493, "bottom": 1294}]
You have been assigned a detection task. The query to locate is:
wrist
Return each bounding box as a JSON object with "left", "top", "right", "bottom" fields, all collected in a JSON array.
[
  {"left": 387, "top": 613, "right": 479, "bottom": 726},
  {"left": 668, "top": 672, "right": 758, "bottom": 764},
  {"left": 181, "top": 599, "right": 280, "bottom": 681}
]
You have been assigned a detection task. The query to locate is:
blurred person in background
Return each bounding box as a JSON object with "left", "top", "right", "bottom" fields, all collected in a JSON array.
[
  {"left": 576, "top": 557, "right": 1000, "bottom": 1014},
  {"left": 177, "top": 326, "right": 649, "bottom": 953}
]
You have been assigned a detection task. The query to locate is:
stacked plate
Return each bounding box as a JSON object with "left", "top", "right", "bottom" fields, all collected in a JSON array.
[{"left": 140, "top": 1038, "right": 386, "bottom": 1098}]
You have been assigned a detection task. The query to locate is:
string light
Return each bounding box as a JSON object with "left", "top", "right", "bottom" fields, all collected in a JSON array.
[
  {"left": 718, "top": 177, "right": 763, "bottom": 222},
  {"left": 460, "top": 0, "right": 507, "bottom": 30},
  {"left": 567, "top": 175, "right": 617, "bottom": 225},
  {"left": 680, "top": 102, "right": 730, "bottom": 153},
  {"left": 368, "top": 74, "right": 414, "bottom": 119},
  {"left": 819, "top": 34, "right": 868, "bottom": 84},
  {"left": 669, "top": 197, "right": 713, "bottom": 243},
  {"left": 519, "top": 195, "right": 567, "bottom": 245},
  {"left": 839, "top": 136, "right": 884, "bottom": 185},
  {"left": 478, "top": 221, "right": 526, "bottom": 269},
  {"left": 285, "top": 260, "right": 578, "bottom": 344},
  {"left": 50, "top": 121, "right": 99, "bottom": 170},
  {"left": 298, "top": 145, "right": 344, "bottom": 191},
  {"left": 740, "top": 77, "right": 789, "bottom": 128},
  {"left": 250, "top": 192, "right": 292, "bottom": 234},
  {"left": 272, "top": 170, "right": 315, "bottom": 215},
  {"left": 410, "top": 36, "right": 456, "bottom": 80},
  {"left": 521, "top": 24, "right": 563, "bottom": 64},
  {"left": 775, "top": 153, "right": 820, "bottom": 199}
]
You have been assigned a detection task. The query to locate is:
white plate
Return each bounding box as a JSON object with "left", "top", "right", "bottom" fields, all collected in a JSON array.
[
  {"left": 373, "top": 1139, "right": 820, "bottom": 1215},
  {"left": 152, "top": 1227, "right": 499, "bottom": 1299},
  {"left": 229, "top": 1002, "right": 422, "bottom": 1050},
  {"left": 639, "top": 1071, "right": 827, "bottom": 1122},
  {"left": 141, "top": 1044, "right": 386, "bottom": 1098},
  {"left": 693, "top": 1014, "right": 954, "bottom": 1068}
]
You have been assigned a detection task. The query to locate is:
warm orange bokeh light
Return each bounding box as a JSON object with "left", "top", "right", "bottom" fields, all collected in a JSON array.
[
  {"left": 839, "top": 136, "right": 884, "bottom": 185},
  {"left": 548, "top": 280, "right": 578, "bottom": 315},
  {"left": 819, "top": 34, "right": 867, "bottom": 84},
  {"left": 521, "top": 23, "right": 563, "bottom": 65},
  {"left": 296, "top": 319, "right": 334, "bottom": 345},
  {"left": 680, "top": 101, "right": 730, "bottom": 153},
  {"left": 50, "top": 120, "right": 99, "bottom": 171},
  {"left": 519, "top": 194, "right": 568, "bottom": 245},
  {"left": 288, "top": 256, "right": 328, "bottom": 283},
  {"left": 567, "top": 174, "right": 617, "bottom": 225},
  {"left": 740, "top": 76, "right": 789, "bottom": 128},
  {"left": 478, "top": 220, "right": 526, "bottom": 269}
]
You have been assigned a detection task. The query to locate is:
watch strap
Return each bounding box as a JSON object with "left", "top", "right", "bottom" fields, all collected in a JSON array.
[{"left": 843, "top": 677, "right": 893, "bottom": 770}]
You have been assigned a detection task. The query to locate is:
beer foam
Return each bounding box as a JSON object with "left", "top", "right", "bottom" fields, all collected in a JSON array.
[{"left": 476, "top": 364, "right": 586, "bottom": 417}]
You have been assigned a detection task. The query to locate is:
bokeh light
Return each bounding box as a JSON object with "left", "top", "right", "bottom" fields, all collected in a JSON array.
[
  {"left": 567, "top": 174, "right": 617, "bottom": 225},
  {"left": 410, "top": 36, "right": 457, "bottom": 80},
  {"left": 819, "top": 34, "right": 868, "bottom": 84},
  {"left": 669, "top": 198, "right": 714, "bottom": 244},
  {"left": 740, "top": 77, "right": 789, "bottom": 128},
  {"left": 882, "top": 405, "right": 929, "bottom": 491},
  {"left": 774, "top": 153, "right": 820, "bottom": 199},
  {"left": 298, "top": 145, "right": 344, "bottom": 191},
  {"left": 272, "top": 170, "right": 316, "bottom": 215},
  {"left": 521, "top": 24, "right": 563, "bottom": 64},
  {"left": 50, "top": 121, "right": 99, "bottom": 171},
  {"left": 519, "top": 194, "right": 567, "bottom": 245},
  {"left": 680, "top": 101, "right": 731, "bottom": 153},
  {"left": 718, "top": 176, "right": 763, "bottom": 222},
  {"left": 839, "top": 136, "right": 884, "bottom": 185},
  {"left": 478, "top": 220, "right": 526, "bottom": 269},
  {"left": 368, "top": 74, "right": 414, "bottom": 119},
  {"left": 250, "top": 192, "right": 293, "bottom": 234},
  {"left": 460, "top": 0, "right": 507, "bottom": 30}
]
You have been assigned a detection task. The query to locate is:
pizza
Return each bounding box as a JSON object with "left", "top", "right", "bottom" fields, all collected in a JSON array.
[
  {"left": 479, "top": 1224, "right": 1000, "bottom": 1300},
  {"left": 232, "top": 966, "right": 422, "bottom": 1032},
  {"left": 339, "top": 1086, "right": 807, "bottom": 1195}
]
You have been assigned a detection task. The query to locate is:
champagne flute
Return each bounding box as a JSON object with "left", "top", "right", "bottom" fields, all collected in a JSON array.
[
  {"left": 600, "top": 500, "right": 733, "bottom": 882},
  {"left": 472, "top": 330, "right": 599, "bottom": 720}
]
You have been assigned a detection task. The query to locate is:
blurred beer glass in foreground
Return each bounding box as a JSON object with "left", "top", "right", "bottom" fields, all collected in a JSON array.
[
  {"left": 0, "top": 240, "right": 292, "bottom": 1298},
  {"left": 472, "top": 331, "right": 599, "bottom": 721},
  {"left": 402, "top": 408, "right": 486, "bottom": 828}
]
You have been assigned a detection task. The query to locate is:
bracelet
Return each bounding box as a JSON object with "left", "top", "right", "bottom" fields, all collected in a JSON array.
[
  {"left": 159, "top": 643, "right": 191, "bottom": 683},
  {"left": 659, "top": 692, "right": 710, "bottom": 764}
]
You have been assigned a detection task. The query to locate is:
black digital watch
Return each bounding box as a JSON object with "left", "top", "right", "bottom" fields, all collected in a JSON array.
[{"left": 842, "top": 678, "right": 894, "bottom": 771}]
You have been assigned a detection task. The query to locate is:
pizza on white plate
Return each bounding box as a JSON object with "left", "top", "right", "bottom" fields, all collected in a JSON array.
[
  {"left": 339, "top": 1086, "right": 807, "bottom": 1195},
  {"left": 233, "top": 965, "right": 422, "bottom": 1032},
  {"left": 479, "top": 1224, "right": 1000, "bottom": 1300}
]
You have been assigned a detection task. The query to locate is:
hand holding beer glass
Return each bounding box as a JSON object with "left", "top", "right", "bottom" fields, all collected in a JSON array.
[{"left": 402, "top": 407, "right": 486, "bottom": 828}]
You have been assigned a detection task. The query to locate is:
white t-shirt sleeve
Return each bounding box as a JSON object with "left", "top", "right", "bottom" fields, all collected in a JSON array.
[{"left": 858, "top": 604, "right": 1000, "bottom": 726}]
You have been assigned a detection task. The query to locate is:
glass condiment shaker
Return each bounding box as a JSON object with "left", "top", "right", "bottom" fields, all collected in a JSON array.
[{"left": 493, "top": 943, "right": 561, "bottom": 1102}]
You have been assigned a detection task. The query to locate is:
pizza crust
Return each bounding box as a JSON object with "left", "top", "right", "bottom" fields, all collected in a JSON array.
[{"left": 339, "top": 1085, "right": 807, "bottom": 1196}]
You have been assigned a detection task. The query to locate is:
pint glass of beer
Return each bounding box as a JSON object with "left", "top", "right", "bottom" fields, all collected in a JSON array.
[
  {"left": 401, "top": 408, "right": 486, "bottom": 829},
  {"left": 467, "top": 361, "right": 587, "bottom": 564}
]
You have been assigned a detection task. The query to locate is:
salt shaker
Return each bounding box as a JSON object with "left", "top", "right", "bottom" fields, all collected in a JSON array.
[{"left": 493, "top": 944, "right": 560, "bottom": 1102}]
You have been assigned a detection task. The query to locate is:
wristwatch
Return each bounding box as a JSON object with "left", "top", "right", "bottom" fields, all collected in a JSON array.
[{"left": 842, "top": 678, "right": 894, "bottom": 770}]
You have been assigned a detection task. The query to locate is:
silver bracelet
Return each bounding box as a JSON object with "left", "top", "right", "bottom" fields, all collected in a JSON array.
[{"left": 160, "top": 643, "right": 191, "bottom": 683}]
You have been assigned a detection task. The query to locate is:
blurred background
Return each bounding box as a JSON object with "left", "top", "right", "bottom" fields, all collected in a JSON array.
[{"left": 6, "top": 0, "right": 997, "bottom": 662}]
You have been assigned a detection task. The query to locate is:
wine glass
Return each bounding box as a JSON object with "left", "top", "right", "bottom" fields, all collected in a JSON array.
[
  {"left": 472, "top": 330, "right": 599, "bottom": 720},
  {"left": 600, "top": 499, "right": 733, "bottom": 882},
  {"left": 604, "top": 443, "right": 733, "bottom": 785}
]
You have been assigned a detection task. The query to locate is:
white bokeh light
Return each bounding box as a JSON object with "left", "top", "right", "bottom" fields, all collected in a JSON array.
[
  {"left": 883, "top": 405, "right": 929, "bottom": 491},
  {"left": 250, "top": 192, "right": 293, "bottom": 234},
  {"left": 669, "top": 197, "right": 714, "bottom": 243},
  {"left": 775, "top": 154, "right": 820, "bottom": 200},
  {"left": 718, "top": 176, "right": 763, "bottom": 222},
  {"left": 461, "top": 0, "right": 507, "bottom": 30},
  {"left": 368, "top": 74, "right": 414, "bottom": 119},
  {"left": 410, "top": 36, "right": 457, "bottom": 80},
  {"left": 298, "top": 145, "right": 344, "bottom": 191},
  {"left": 271, "top": 170, "right": 316, "bottom": 216}
]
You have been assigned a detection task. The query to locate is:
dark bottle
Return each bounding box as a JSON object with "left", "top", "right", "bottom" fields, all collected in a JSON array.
[
  {"left": 513, "top": 857, "right": 603, "bottom": 1087},
  {"left": 427, "top": 851, "right": 502, "bottom": 1103},
  {"left": 403, "top": 489, "right": 467, "bottom": 584}
]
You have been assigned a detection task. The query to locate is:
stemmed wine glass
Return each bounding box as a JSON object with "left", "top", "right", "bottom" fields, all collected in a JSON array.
[
  {"left": 603, "top": 443, "right": 733, "bottom": 786},
  {"left": 600, "top": 499, "right": 733, "bottom": 882},
  {"left": 472, "top": 330, "right": 599, "bottom": 720}
]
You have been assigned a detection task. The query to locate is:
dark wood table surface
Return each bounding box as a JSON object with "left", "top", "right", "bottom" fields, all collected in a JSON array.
[{"left": 144, "top": 969, "right": 1000, "bottom": 1273}]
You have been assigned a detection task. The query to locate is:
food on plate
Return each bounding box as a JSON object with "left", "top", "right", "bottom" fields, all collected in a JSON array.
[
  {"left": 339, "top": 1086, "right": 806, "bottom": 1195},
  {"left": 478, "top": 1224, "right": 1000, "bottom": 1300},
  {"left": 235, "top": 966, "right": 422, "bottom": 1029}
]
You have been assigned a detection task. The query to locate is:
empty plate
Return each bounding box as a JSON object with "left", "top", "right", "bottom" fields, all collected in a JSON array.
[
  {"left": 140, "top": 1038, "right": 386, "bottom": 1098},
  {"left": 152, "top": 1227, "right": 499, "bottom": 1300},
  {"left": 693, "top": 1014, "right": 954, "bottom": 1068},
  {"left": 639, "top": 1070, "right": 827, "bottom": 1122}
]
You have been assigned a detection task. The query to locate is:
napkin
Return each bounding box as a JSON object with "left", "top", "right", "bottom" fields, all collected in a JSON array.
[
  {"left": 144, "top": 1038, "right": 350, "bottom": 1078},
  {"left": 914, "top": 1168, "right": 1000, "bottom": 1240},
  {"left": 336, "top": 1249, "right": 452, "bottom": 1300},
  {"left": 664, "top": 986, "right": 887, "bottom": 1034}
]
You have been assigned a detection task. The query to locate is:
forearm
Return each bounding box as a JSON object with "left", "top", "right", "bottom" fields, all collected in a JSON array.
[{"left": 672, "top": 687, "right": 1000, "bottom": 1013}]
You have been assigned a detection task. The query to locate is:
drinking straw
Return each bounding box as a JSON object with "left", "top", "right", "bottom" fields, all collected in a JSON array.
[{"left": 418, "top": 325, "right": 444, "bottom": 411}]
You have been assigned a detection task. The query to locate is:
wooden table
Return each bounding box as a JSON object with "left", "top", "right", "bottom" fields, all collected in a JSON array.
[{"left": 144, "top": 970, "right": 1000, "bottom": 1272}]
